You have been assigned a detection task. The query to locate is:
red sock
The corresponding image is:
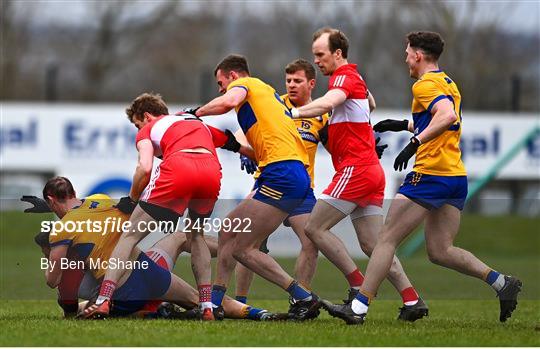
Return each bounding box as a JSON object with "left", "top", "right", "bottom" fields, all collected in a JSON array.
[
  {"left": 401, "top": 287, "right": 419, "bottom": 305},
  {"left": 198, "top": 284, "right": 212, "bottom": 303},
  {"left": 345, "top": 269, "right": 364, "bottom": 288},
  {"left": 99, "top": 279, "right": 117, "bottom": 300}
]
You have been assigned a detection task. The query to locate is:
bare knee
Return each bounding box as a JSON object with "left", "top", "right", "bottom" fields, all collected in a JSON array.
[
  {"left": 304, "top": 220, "right": 322, "bottom": 240},
  {"left": 232, "top": 245, "right": 248, "bottom": 264},
  {"left": 359, "top": 239, "right": 375, "bottom": 257},
  {"left": 426, "top": 246, "right": 448, "bottom": 266}
]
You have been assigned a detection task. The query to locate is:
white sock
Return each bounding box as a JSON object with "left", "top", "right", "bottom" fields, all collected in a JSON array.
[
  {"left": 351, "top": 298, "right": 369, "bottom": 315},
  {"left": 404, "top": 300, "right": 418, "bottom": 306},
  {"left": 95, "top": 295, "right": 109, "bottom": 305},
  {"left": 200, "top": 301, "right": 213, "bottom": 310},
  {"left": 491, "top": 274, "right": 506, "bottom": 292}
]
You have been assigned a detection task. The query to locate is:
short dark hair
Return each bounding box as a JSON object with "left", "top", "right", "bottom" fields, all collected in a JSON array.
[
  {"left": 285, "top": 59, "right": 316, "bottom": 81},
  {"left": 214, "top": 54, "right": 250, "bottom": 76},
  {"left": 43, "top": 176, "right": 76, "bottom": 203},
  {"left": 406, "top": 31, "right": 445, "bottom": 61},
  {"left": 125, "top": 93, "right": 169, "bottom": 123},
  {"left": 313, "top": 27, "right": 349, "bottom": 59}
]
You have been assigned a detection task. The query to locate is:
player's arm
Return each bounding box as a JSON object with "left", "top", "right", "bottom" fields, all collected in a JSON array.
[
  {"left": 129, "top": 139, "right": 154, "bottom": 201},
  {"left": 416, "top": 98, "right": 457, "bottom": 143},
  {"left": 367, "top": 90, "right": 376, "bottom": 113},
  {"left": 292, "top": 89, "right": 347, "bottom": 118},
  {"left": 196, "top": 87, "right": 247, "bottom": 117},
  {"left": 45, "top": 245, "right": 68, "bottom": 288},
  {"left": 233, "top": 129, "right": 256, "bottom": 160}
]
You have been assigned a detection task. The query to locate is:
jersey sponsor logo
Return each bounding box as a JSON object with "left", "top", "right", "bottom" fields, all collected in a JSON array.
[{"left": 298, "top": 130, "right": 318, "bottom": 144}]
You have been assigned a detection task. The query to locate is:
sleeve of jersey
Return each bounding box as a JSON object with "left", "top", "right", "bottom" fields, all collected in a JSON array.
[
  {"left": 135, "top": 125, "right": 151, "bottom": 146},
  {"left": 413, "top": 80, "right": 447, "bottom": 113},
  {"left": 49, "top": 214, "right": 77, "bottom": 247},
  {"left": 206, "top": 125, "right": 228, "bottom": 148},
  {"left": 227, "top": 78, "right": 249, "bottom": 93},
  {"left": 328, "top": 73, "right": 353, "bottom": 97}
]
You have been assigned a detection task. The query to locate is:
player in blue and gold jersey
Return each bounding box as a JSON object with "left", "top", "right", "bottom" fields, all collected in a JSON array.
[
  {"left": 233, "top": 59, "right": 328, "bottom": 304},
  {"left": 325, "top": 31, "right": 522, "bottom": 325},
  {"left": 195, "top": 54, "right": 321, "bottom": 320},
  {"left": 41, "top": 176, "right": 279, "bottom": 320}
]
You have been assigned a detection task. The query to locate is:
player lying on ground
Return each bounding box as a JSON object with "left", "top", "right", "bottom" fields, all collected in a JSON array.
[
  {"left": 87, "top": 93, "right": 237, "bottom": 320},
  {"left": 323, "top": 31, "right": 522, "bottom": 325},
  {"left": 192, "top": 54, "right": 322, "bottom": 321},
  {"left": 290, "top": 27, "right": 428, "bottom": 322},
  {"left": 32, "top": 177, "right": 280, "bottom": 320}
]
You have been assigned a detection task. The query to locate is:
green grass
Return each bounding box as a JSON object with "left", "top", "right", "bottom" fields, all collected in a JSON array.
[{"left": 1, "top": 211, "right": 539, "bottom": 346}]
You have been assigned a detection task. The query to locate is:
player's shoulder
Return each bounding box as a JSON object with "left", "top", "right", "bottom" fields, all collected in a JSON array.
[{"left": 412, "top": 76, "right": 440, "bottom": 95}]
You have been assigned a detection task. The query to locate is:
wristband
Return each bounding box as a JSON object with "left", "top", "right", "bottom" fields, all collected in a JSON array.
[{"left": 291, "top": 108, "right": 300, "bottom": 118}]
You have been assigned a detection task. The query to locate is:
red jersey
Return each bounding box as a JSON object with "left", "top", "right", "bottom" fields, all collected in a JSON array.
[
  {"left": 327, "top": 64, "right": 379, "bottom": 170},
  {"left": 135, "top": 114, "right": 227, "bottom": 160}
]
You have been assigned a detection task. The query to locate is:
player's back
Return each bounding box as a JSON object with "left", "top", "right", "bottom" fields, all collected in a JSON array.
[
  {"left": 227, "top": 77, "right": 308, "bottom": 168},
  {"left": 411, "top": 71, "right": 466, "bottom": 176},
  {"left": 136, "top": 114, "right": 217, "bottom": 160},
  {"left": 327, "top": 64, "right": 379, "bottom": 170},
  {"left": 48, "top": 194, "right": 129, "bottom": 279}
]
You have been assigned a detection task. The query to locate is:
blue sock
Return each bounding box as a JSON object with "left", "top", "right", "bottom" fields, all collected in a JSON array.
[
  {"left": 286, "top": 281, "right": 312, "bottom": 301},
  {"left": 485, "top": 270, "right": 500, "bottom": 285},
  {"left": 246, "top": 306, "right": 264, "bottom": 320},
  {"left": 235, "top": 296, "right": 247, "bottom": 304},
  {"left": 354, "top": 291, "right": 370, "bottom": 306},
  {"left": 211, "top": 285, "right": 226, "bottom": 306}
]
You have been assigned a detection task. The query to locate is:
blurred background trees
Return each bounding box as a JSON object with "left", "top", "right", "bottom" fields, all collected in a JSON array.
[{"left": 1, "top": 0, "right": 538, "bottom": 111}]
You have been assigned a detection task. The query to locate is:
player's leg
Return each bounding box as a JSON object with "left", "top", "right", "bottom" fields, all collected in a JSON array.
[
  {"left": 185, "top": 210, "right": 213, "bottom": 316},
  {"left": 147, "top": 231, "right": 188, "bottom": 267},
  {"left": 93, "top": 205, "right": 156, "bottom": 309},
  {"left": 234, "top": 263, "right": 254, "bottom": 304},
  {"left": 351, "top": 210, "right": 427, "bottom": 321},
  {"left": 324, "top": 195, "right": 428, "bottom": 324},
  {"left": 230, "top": 199, "right": 289, "bottom": 287},
  {"left": 161, "top": 273, "right": 200, "bottom": 309},
  {"left": 424, "top": 204, "right": 522, "bottom": 322},
  {"left": 177, "top": 233, "right": 218, "bottom": 258},
  {"left": 304, "top": 199, "right": 361, "bottom": 286},
  {"left": 288, "top": 213, "right": 318, "bottom": 288}
]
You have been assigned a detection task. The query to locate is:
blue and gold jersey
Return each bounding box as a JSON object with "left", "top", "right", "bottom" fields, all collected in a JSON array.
[
  {"left": 49, "top": 194, "right": 129, "bottom": 279},
  {"left": 411, "top": 71, "right": 467, "bottom": 176},
  {"left": 227, "top": 77, "right": 309, "bottom": 168},
  {"left": 282, "top": 94, "right": 328, "bottom": 187}
]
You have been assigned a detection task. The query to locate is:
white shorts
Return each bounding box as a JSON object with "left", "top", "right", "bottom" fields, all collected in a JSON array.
[{"left": 320, "top": 194, "right": 382, "bottom": 220}]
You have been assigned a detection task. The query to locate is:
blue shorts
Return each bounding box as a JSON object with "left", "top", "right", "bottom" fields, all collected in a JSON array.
[
  {"left": 111, "top": 252, "right": 172, "bottom": 316},
  {"left": 398, "top": 172, "right": 468, "bottom": 211},
  {"left": 253, "top": 160, "right": 310, "bottom": 214}
]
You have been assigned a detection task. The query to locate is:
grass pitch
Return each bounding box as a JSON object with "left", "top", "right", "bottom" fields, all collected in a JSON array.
[{"left": 1, "top": 212, "right": 539, "bottom": 346}]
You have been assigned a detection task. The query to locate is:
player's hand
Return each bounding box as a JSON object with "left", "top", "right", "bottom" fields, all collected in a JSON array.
[
  {"left": 240, "top": 155, "right": 257, "bottom": 175},
  {"left": 375, "top": 137, "right": 388, "bottom": 159},
  {"left": 221, "top": 129, "right": 241, "bottom": 153},
  {"left": 318, "top": 121, "right": 329, "bottom": 146},
  {"left": 115, "top": 196, "right": 137, "bottom": 214},
  {"left": 20, "top": 195, "right": 52, "bottom": 213},
  {"left": 183, "top": 106, "right": 201, "bottom": 116},
  {"left": 373, "top": 119, "right": 409, "bottom": 133},
  {"left": 394, "top": 136, "right": 420, "bottom": 171}
]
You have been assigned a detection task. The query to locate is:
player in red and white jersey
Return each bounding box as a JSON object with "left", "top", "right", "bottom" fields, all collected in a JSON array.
[
  {"left": 86, "top": 93, "right": 235, "bottom": 320},
  {"left": 291, "top": 27, "right": 427, "bottom": 321}
]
